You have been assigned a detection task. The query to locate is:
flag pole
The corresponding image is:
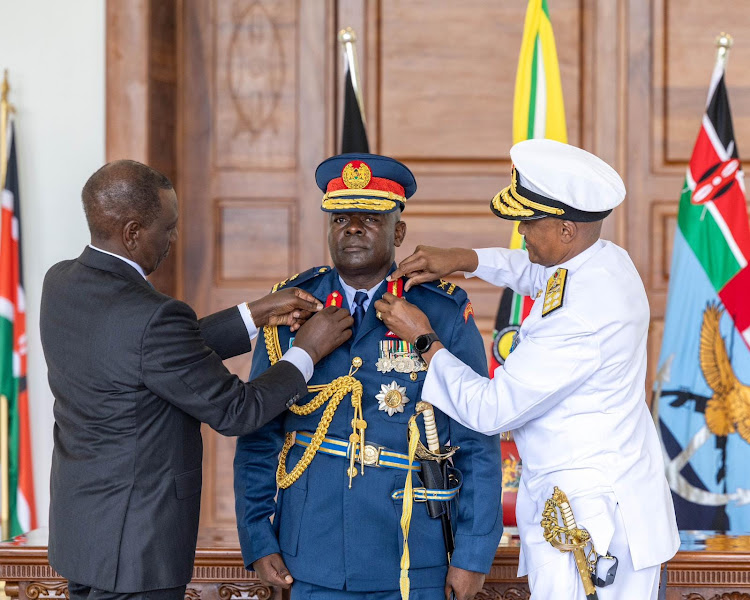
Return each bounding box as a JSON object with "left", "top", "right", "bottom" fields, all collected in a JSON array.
[
  {"left": 338, "top": 27, "right": 367, "bottom": 127},
  {"left": 1, "top": 394, "right": 8, "bottom": 539},
  {"left": 0, "top": 69, "right": 10, "bottom": 539}
]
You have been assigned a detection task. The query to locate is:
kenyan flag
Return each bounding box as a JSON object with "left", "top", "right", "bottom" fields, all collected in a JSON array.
[
  {"left": 657, "top": 53, "right": 750, "bottom": 531},
  {"left": 490, "top": 0, "right": 567, "bottom": 374},
  {"left": 1, "top": 121, "right": 36, "bottom": 537}
]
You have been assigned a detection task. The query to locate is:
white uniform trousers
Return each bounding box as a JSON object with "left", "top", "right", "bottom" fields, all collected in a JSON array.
[{"left": 526, "top": 505, "right": 662, "bottom": 600}]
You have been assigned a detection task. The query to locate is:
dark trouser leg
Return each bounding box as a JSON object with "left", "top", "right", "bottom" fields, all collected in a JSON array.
[
  {"left": 67, "top": 583, "right": 187, "bottom": 600},
  {"left": 66, "top": 581, "right": 92, "bottom": 600}
]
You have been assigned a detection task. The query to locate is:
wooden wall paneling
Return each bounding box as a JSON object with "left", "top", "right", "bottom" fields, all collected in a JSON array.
[
  {"left": 106, "top": 0, "right": 179, "bottom": 296},
  {"left": 179, "top": 0, "right": 334, "bottom": 528},
  {"left": 107, "top": 0, "right": 150, "bottom": 162}
]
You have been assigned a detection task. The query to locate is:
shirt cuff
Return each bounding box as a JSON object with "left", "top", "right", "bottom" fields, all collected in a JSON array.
[
  {"left": 280, "top": 346, "right": 314, "bottom": 383},
  {"left": 237, "top": 303, "right": 259, "bottom": 341},
  {"left": 463, "top": 248, "right": 486, "bottom": 279}
]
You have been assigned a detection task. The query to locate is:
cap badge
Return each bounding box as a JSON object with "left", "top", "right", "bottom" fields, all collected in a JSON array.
[{"left": 342, "top": 161, "right": 372, "bottom": 189}]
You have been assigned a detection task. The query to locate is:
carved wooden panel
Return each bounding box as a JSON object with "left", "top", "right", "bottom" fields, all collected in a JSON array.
[
  {"left": 216, "top": 200, "right": 297, "bottom": 283},
  {"left": 213, "top": 0, "right": 298, "bottom": 170},
  {"left": 650, "top": 200, "right": 679, "bottom": 292}
]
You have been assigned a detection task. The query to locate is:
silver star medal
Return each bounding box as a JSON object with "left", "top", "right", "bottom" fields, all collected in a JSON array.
[{"left": 376, "top": 381, "right": 410, "bottom": 416}]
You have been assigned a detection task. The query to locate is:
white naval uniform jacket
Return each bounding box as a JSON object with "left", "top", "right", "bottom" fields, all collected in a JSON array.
[{"left": 423, "top": 239, "right": 680, "bottom": 576}]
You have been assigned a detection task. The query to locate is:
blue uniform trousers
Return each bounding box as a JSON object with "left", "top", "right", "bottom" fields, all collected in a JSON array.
[{"left": 291, "top": 580, "right": 445, "bottom": 600}]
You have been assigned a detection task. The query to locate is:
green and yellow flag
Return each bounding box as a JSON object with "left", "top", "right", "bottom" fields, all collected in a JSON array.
[{"left": 490, "top": 0, "right": 568, "bottom": 374}]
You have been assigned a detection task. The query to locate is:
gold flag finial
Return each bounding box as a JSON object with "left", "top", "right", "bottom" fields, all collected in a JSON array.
[
  {"left": 337, "top": 27, "right": 366, "bottom": 127},
  {"left": 0, "top": 69, "right": 13, "bottom": 189},
  {"left": 338, "top": 26, "right": 356, "bottom": 45},
  {"left": 715, "top": 32, "right": 733, "bottom": 67}
]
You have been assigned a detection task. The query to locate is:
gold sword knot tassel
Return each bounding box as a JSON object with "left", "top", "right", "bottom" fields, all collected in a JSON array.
[{"left": 541, "top": 486, "right": 600, "bottom": 599}]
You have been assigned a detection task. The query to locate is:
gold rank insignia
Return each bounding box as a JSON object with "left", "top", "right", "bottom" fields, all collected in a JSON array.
[{"left": 542, "top": 268, "right": 567, "bottom": 317}]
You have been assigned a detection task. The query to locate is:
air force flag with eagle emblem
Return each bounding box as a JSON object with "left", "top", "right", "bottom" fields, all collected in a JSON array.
[{"left": 656, "top": 46, "right": 750, "bottom": 531}]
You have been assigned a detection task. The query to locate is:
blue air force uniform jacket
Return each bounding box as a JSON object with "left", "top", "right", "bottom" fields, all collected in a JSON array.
[{"left": 234, "top": 265, "right": 503, "bottom": 592}]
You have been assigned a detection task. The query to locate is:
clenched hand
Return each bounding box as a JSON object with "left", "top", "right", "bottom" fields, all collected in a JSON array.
[
  {"left": 293, "top": 306, "right": 354, "bottom": 364},
  {"left": 248, "top": 287, "right": 323, "bottom": 332},
  {"left": 252, "top": 553, "right": 293, "bottom": 589}
]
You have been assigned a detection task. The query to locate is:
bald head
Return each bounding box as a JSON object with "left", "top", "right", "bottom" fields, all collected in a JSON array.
[{"left": 82, "top": 160, "right": 173, "bottom": 242}]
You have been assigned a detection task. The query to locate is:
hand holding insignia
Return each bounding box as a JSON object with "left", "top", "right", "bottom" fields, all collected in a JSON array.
[
  {"left": 388, "top": 245, "right": 479, "bottom": 291},
  {"left": 374, "top": 293, "right": 434, "bottom": 347},
  {"left": 247, "top": 287, "right": 324, "bottom": 332},
  {"left": 293, "top": 305, "right": 353, "bottom": 364}
]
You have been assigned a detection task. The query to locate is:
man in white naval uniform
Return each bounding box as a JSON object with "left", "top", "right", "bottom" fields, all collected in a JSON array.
[{"left": 374, "top": 139, "right": 680, "bottom": 599}]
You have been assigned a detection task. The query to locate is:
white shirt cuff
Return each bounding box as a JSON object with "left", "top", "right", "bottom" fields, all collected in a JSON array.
[
  {"left": 281, "top": 347, "right": 314, "bottom": 383},
  {"left": 463, "top": 249, "right": 485, "bottom": 279},
  {"left": 237, "top": 303, "right": 259, "bottom": 341}
]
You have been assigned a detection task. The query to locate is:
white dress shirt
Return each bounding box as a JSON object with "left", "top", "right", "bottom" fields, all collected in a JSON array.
[
  {"left": 338, "top": 276, "right": 382, "bottom": 312},
  {"left": 88, "top": 245, "right": 313, "bottom": 381}
]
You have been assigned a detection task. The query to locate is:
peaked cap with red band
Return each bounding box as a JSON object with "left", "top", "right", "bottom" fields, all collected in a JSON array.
[{"left": 316, "top": 153, "right": 417, "bottom": 214}]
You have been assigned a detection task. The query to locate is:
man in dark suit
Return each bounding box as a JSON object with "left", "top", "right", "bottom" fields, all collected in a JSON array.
[{"left": 40, "top": 160, "right": 354, "bottom": 600}]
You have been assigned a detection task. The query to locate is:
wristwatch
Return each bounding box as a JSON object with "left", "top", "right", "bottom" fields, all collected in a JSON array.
[{"left": 414, "top": 332, "right": 440, "bottom": 358}]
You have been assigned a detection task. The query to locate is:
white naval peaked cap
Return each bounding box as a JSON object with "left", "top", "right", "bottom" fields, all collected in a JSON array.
[{"left": 491, "top": 139, "right": 626, "bottom": 222}]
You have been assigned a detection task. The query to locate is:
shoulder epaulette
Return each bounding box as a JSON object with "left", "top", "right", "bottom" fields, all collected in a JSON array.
[
  {"left": 419, "top": 278, "right": 468, "bottom": 304},
  {"left": 271, "top": 266, "right": 330, "bottom": 293}
]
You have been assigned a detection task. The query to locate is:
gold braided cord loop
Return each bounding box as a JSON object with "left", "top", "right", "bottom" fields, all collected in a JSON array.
[
  {"left": 276, "top": 375, "right": 363, "bottom": 488},
  {"left": 399, "top": 416, "right": 421, "bottom": 600},
  {"left": 263, "top": 325, "right": 283, "bottom": 365},
  {"left": 263, "top": 325, "right": 365, "bottom": 489}
]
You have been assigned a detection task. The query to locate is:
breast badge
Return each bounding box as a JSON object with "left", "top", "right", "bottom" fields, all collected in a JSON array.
[{"left": 376, "top": 381, "right": 411, "bottom": 416}]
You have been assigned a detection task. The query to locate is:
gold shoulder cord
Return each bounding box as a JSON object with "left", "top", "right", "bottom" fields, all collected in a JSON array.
[{"left": 264, "top": 325, "right": 365, "bottom": 489}]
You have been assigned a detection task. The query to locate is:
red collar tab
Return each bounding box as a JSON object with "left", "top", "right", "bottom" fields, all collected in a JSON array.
[
  {"left": 326, "top": 291, "right": 342, "bottom": 308},
  {"left": 387, "top": 278, "right": 403, "bottom": 298}
]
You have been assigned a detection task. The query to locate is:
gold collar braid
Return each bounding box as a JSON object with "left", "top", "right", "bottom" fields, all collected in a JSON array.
[{"left": 264, "top": 325, "right": 365, "bottom": 489}]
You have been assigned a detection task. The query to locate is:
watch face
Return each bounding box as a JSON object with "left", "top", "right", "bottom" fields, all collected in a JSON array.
[{"left": 415, "top": 334, "right": 432, "bottom": 353}]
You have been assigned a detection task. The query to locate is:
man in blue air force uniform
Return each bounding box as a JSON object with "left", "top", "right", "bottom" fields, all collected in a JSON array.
[{"left": 234, "top": 154, "right": 503, "bottom": 600}]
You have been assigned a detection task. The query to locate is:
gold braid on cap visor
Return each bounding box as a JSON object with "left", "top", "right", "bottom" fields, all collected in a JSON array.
[
  {"left": 322, "top": 188, "right": 406, "bottom": 212},
  {"left": 492, "top": 167, "right": 565, "bottom": 217}
]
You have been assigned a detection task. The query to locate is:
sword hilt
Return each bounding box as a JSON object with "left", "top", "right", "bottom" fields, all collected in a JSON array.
[
  {"left": 542, "top": 487, "right": 599, "bottom": 599},
  {"left": 419, "top": 402, "right": 441, "bottom": 453}
]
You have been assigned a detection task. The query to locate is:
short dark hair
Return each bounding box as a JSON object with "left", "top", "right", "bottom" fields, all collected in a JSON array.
[{"left": 82, "top": 159, "right": 173, "bottom": 240}]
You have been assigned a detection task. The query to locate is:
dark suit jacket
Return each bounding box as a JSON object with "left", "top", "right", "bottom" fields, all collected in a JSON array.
[{"left": 40, "top": 247, "right": 307, "bottom": 593}]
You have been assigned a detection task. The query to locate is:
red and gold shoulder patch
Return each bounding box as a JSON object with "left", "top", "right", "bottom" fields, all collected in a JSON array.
[
  {"left": 463, "top": 302, "right": 475, "bottom": 323},
  {"left": 326, "top": 291, "right": 342, "bottom": 307}
]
